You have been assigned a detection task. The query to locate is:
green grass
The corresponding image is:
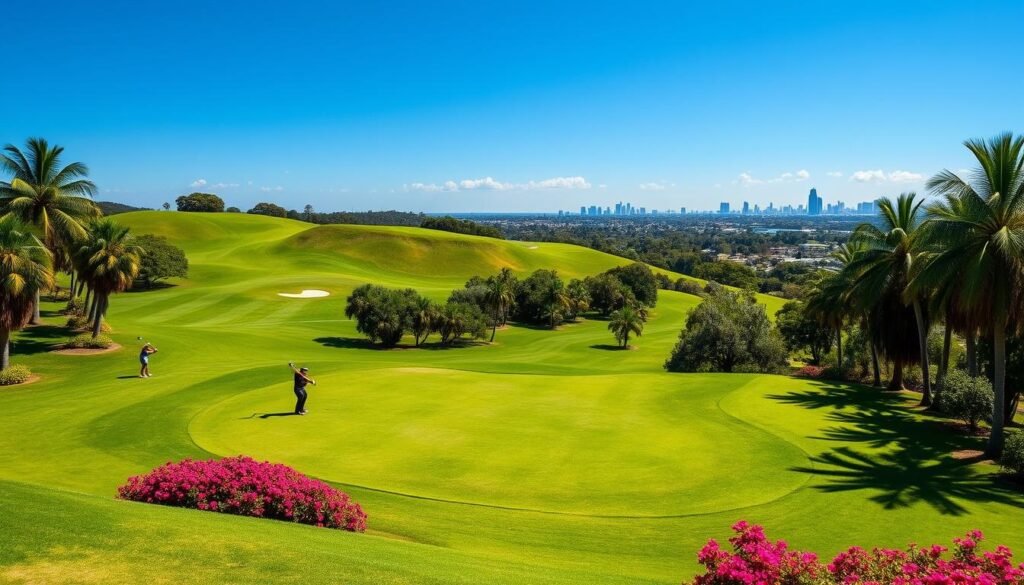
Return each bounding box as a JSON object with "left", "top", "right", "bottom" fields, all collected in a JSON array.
[{"left": 0, "top": 211, "right": 1020, "bottom": 584}]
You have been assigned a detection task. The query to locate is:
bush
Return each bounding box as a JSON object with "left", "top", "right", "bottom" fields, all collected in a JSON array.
[
  {"left": 941, "top": 369, "right": 994, "bottom": 433},
  {"left": 61, "top": 299, "right": 84, "bottom": 316},
  {"left": 514, "top": 269, "right": 567, "bottom": 326},
  {"left": 674, "top": 279, "right": 704, "bottom": 297},
  {"left": 117, "top": 456, "right": 366, "bottom": 531},
  {"left": 0, "top": 365, "right": 32, "bottom": 385},
  {"left": 605, "top": 262, "right": 659, "bottom": 307},
  {"left": 1000, "top": 432, "right": 1024, "bottom": 476},
  {"left": 134, "top": 234, "right": 189, "bottom": 287},
  {"left": 247, "top": 202, "right": 288, "bottom": 217},
  {"left": 66, "top": 316, "right": 111, "bottom": 333},
  {"left": 794, "top": 365, "right": 825, "bottom": 378},
  {"left": 345, "top": 284, "right": 421, "bottom": 347},
  {"left": 175, "top": 192, "right": 225, "bottom": 212},
  {"left": 584, "top": 273, "right": 634, "bottom": 316},
  {"left": 65, "top": 334, "right": 113, "bottom": 349},
  {"left": 691, "top": 521, "right": 1022, "bottom": 585},
  {"left": 665, "top": 288, "right": 788, "bottom": 374}
]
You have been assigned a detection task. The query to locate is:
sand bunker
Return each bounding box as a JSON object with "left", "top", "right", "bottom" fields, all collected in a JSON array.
[{"left": 278, "top": 289, "right": 330, "bottom": 298}]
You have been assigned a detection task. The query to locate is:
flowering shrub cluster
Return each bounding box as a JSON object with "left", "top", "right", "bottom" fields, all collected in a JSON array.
[
  {"left": 794, "top": 366, "right": 826, "bottom": 378},
  {"left": 692, "top": 521, "right": 1024, "bottom": 585},
  {"left": 117, "top": 456, "right": 367, "bottom": 532}
]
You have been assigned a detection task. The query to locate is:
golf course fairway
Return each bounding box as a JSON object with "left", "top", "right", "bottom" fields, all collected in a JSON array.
[{"left": 0, "top": 211, "right": 1021, "bottom": 585}]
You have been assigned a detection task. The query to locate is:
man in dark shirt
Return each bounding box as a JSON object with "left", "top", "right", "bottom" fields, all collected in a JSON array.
[{"left": 288, "top": 363, "right": 316, "bottom": 415}]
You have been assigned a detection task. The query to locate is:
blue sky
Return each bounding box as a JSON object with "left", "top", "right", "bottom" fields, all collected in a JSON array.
[{"left": 2, "top": 1, "right": 1021, "bottom": 212}]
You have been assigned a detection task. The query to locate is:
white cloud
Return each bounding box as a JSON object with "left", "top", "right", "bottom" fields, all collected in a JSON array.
[
  {"left": 850, "top": 169, "right": 887, "bottom": 183},
  {"left": 639, "top": 182, "right": 667, "bottom": 191},
  {"left": 738, "top": 169, "right": 810, "bottom": 186},
  {"left": 211, "top": 182, "right": 240, "bottom": 189},
  {"left": 406, "top": 176, "right": 591, "bottom": 193},
  {"left": 190, "top": 178, "right": 207, "bottom": 187},
  {"left": 826, "top": 171, "right": 843, "bottom": 178},
  {"left": 259, "top": 185, "right": 284, "bottom": 192},
  {"left": 850, "top": 169, "right": 923, "bottom": 183},
  {"left": 888, "top": 170, "right": 924, "bottom": 183}
]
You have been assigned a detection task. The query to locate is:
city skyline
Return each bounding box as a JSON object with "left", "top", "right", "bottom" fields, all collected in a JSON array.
[{"left": 563, "top": 188, "right": 876, "bottom": 217}]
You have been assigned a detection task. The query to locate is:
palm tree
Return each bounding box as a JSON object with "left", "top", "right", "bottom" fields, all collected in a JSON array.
[
  {"left": 848, "top": 193, "right": 931, "bottom": 402},
  {"left": 541, "top": 276, "right": 569, "bottom": 328},
  {"left": 608, "top": 304, "right": 646, "bottom": 348},
  {"left": 484, "top": 270, "right": 516, "bottom": 342},
  {"left": 0, "top": 217, "right": 53, "bottom": 369},
  {"left": 412, "top": 297, "right": 440, "bottom": 346},
  {"left": 0, "top": 138, "right": 100, "bottom": 323},
  {"left": 75, "top": 219, "right": 142, "bottom": 338},
  {"left": 913, "top": 133, "right": 1024, "bottom": 455}
]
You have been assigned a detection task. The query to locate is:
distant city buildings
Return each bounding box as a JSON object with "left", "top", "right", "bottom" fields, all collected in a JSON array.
[{"left": 558, "top": 190, "right": 877, "bottom": 217}]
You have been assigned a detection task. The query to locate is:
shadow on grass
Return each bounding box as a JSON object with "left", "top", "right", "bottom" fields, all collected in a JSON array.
[
  {"left": 590, "top": 344, "right": 627, "bottom": 351},
  {"left": 313, "top": 336, "right": 488, "bottom": 351},
  {"left": 771, "top": 382, "right": 1024, "bottom": 515},
  {"left": 125, "top": 282, "right": 179, "bottom": 293},
  {"left": 10, "top": 325, "right": 70, "bottom": 356}
]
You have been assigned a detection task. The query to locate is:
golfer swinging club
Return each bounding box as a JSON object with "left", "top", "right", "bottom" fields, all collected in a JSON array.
[
  {"left": 139, "top": 340, "right": 158, "bottom": 378},
  {"left": 289, "top": 362, "right": 316, "bottom": 415}
]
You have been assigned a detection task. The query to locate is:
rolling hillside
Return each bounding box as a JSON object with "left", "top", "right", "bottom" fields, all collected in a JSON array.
[{"left": 0, "top": 211, "right": 1018, "bottom": 585}]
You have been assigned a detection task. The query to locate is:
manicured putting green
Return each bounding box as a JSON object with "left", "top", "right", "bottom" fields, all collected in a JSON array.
[{"left": 192, "top": 369, "right": 808, "bottom": 516}]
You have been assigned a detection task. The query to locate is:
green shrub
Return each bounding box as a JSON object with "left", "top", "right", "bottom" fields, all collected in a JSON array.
[
  {"left": 61, "top": 299, "right": 84, "bottom": 316},
  {"left": 941, "top": 369, "right": 993, "bottom": 433},
  {"left": 66, "top": 316, "right": 111, "bottom": 333},
  {"left": 1001, "top": 432, "right": 1024, "bottom": 476},
  {"left": 0, "top": 365, "right": 32, "bottom": 385},
  {"left": 65, "top": 334, "right": 114, "bottom": 349}
]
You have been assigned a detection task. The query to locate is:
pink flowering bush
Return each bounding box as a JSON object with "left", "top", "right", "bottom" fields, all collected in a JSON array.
[
  {"left": 691, "top": 521, "right": 1024, "bottom": 585},
  {"left": 117, "top": 456, "right": 367, "bottom": 532}
]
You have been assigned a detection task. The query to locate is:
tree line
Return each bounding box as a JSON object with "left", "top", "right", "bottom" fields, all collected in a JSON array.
[{"left": 344, "top": 263, "right": 659, "bottom": 349}]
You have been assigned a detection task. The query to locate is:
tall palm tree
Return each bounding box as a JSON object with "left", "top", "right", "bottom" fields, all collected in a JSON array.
[
  {"left": 913, "top": 133, "right": 1024, "bottom": 455},
  {"left": 542, "top": 278, "right": 570, "bottom": 328},
  {"left": 608, "top": 304, "right": 646, "bottom": 348},
  {"left": 848, "top": 193, "right": 931, "bottom": 401},
  {"left": 0, "top": 217, "right": 53, "bottom": 369},
  {"left": 485, "top": 270, "right": 516, "bottom": 342},
  {"left": 75, "top": 219, "right": 142, "bottom": 338},
  {"left": 0, "top": 138, "right": 100, "bottom": 323},
  {"left": 412, "top": 296, "right": 439, "bottom": 346}
]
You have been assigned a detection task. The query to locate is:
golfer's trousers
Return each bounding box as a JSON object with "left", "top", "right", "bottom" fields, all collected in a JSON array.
[{"left": 294, "top": 387, "right": 308, "bottom": 413}]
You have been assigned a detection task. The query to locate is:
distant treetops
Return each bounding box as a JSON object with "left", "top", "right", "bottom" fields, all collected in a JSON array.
[{"left": 344, "top": 262, "right": 659, "bottom": 349}]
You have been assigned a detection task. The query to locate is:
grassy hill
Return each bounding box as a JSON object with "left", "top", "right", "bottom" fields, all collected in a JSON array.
[{"left": 0, "top": 211, "right": 1019, "bottom": 584}]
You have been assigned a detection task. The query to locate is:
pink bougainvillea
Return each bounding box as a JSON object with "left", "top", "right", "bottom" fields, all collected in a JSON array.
[
  {"left": 691, "top": 521, "right": 1024, "bottom": 585},
  {"left": 117, "top": 456, "right": 366, "bottom": 532}
]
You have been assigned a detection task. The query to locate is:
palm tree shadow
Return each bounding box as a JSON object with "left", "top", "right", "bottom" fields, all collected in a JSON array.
[
  {"left": 771, "top": 381, "right": 1024, "bottom": 515},
  {"left": 11, "top": 325, "right": 72, "bottom": 356},
  {"left": 590, "top": 344, "right": 627, "bottom": 351}
]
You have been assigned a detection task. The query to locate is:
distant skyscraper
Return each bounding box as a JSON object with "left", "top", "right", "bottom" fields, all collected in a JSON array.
[
  {"left": 719, "top": 202, "right": 730, "bottom": 214},
  {"left": 808, "top": 188, "right": 822, "bottom": 215},
  {"left": 742, "top": 201, "right": 750, "bottom": 214},
  {"left": 580, "top": 206, "right": 586, "bottom": 215}
]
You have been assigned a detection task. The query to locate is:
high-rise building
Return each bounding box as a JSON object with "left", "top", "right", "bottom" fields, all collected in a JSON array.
[
  {"left": 719, "top": 202, "right": 730, "bottom": 214},
  {"left": 580, "top": 206, "right": 586, "bottom": 215},
  {"left": 807, "top": 188, "right": 822, "bottom": 215},
  {"left": 742, "top": 201, "right": 750, "bottom": 214},
  {"left": 680, "top": 207, "right": 686, "bottom": 214}
]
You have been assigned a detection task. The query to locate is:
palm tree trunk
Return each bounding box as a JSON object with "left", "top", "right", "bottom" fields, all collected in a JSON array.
[
  {"left": 87, "top": 293, "right": 98, "bottom": 323},
  {"left": 0, "top": 329, "right": 10, "bottom": 370},
  {"left": 92, "top": 294, "right": 107, "bottom": 338},
  {"left": 987, "top": 326, "right": 1007, "bottom": 457},
  {"left": 490, "top": 307, "right": 499, "bottom": 342},
  {"left": 69, "top": 272, "right": 76, "bottom": 299},
  {"left": 623, "top": 330, "right": 629, "bottom": 348},
  {"left": 888, "top": 359, "right": 904, "bottom": 391},
  {"left": 966, "top": 332, "right": 977, "bottom": 376},
  {"left": 870, "top": 343, "right": 881, "bottom": 387},
  {"left": 30, "top": 289, "right": 41, "bottom": 325},
  {"left": 912, "top": 300, "right": 931, "bottom": 407},
  {"left": 935, "top": 324, "right": 953, "bottom": 406},
  {"left": 835, "top": 326, "right": 843, "bottom": 369}
]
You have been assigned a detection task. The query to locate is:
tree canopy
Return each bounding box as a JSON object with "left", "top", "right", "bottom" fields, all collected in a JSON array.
[{"left": 175, "top": 193, "right": 225, "bottom": 212}]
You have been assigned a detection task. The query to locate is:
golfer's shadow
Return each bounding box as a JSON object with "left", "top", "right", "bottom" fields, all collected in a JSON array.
[{"left": 240, "top": 412, "right": 299, "bottom": 419}]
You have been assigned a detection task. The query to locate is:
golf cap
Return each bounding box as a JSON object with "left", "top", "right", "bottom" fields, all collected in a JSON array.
[{"left": 300, "top": 367, "right": 309, "bottom": 372}]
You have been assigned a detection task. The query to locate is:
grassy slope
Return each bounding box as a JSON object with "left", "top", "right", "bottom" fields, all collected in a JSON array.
[{"left": 0, "top": 211, "right": 1019, "bottom": 585}]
